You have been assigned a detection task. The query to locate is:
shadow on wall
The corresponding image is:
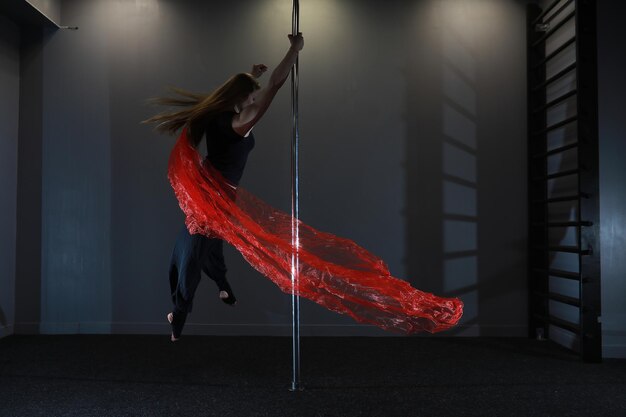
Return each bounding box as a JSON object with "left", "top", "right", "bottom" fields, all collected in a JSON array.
[
  {"left": 405, "top": 3, "right": 481, "bottom": 336},
  {"left": 404, "top": 1, "right": 528, "bottom": 337},
  {"left": 441, "top": 20, "right": 480, "bottom": 335}
]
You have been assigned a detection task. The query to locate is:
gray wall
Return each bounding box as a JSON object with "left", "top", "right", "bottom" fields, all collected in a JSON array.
[
  {"left": 17, "top": 0, "right": 528, "bottom": 336},
  {"left": 15, "top": 26, "right": 44, "bottom": 334},
  {"left": 0, "top": 15, "right": 20, "bottom": 338},
  {"left": 38, "top": 3, "right": 112, "bottom": 333},
  {"left": 597, "top": 1, "right": 626, "bottom": 359}
]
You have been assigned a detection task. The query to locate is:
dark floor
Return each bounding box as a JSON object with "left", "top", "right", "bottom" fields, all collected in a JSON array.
[{"left": 0, "top": 335, "right": 624, "bottom": 417}]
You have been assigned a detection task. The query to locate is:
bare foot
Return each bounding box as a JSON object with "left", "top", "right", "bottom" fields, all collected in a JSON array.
[
  {"left": 219, "top": 291, "right": 237, "bottom": 305},
  {"left": 167, "top": 312, "right": 179, "bottom": 342}
]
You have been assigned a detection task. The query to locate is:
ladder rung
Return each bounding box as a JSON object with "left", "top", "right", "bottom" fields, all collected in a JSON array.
[
  {"left": 533, "top": 193, "right": 589, "bottom": 204},
  {"left": 553, "top": 220, "right": 593, "bottom": 227},
  {"left": 551, "top": 245, "right": 589, "bottom": 254},
  {"left": 533, "top": 0, "right": 573, "bottom": 26},
  {"left": 532, "top": 10, "right": 576, "bottom": 47},
  {"left": 531, "top": 0, "right": 564, "bottom": 26},
  {"left": 532, "top": 89, "right": 577, "bottom": 114},
  {"left": 532, "top": 142, "right": 578, "bottom": 159},
  {"left": 531, "top": 116, "right": 578, "bottom": 137},
  {"left": 533, "top": 36, "right": 576, "bottom": 69},
  {"left": 550, "top": 269, "right": 582, "bottom": 281},
  {"left": 532, "top": 168, "right": 580, "bottom": 181},
  {"left": 533, "top": 245, "right": 591, "bottom": 255},
  {"left": 535, "top": 291, "right": 581, "bottom": 307},
  {"left": 532, "top": 62, "right": 577, "bottom": 91},
  {"left": 535, "top": 314, "right": 581, "bottom": 334},
  {"left": 531, "top": 194, "right": 586, "bottom": 204},
  {"left": 530, "top": 221, "right": 594, "bottom": 227},
  {"left": 532, "top": 268, "right": 582, "bottom": 281},
  {"left": 550, "top": 292, "right": 581, "bottom": 307},
  {"left": 534, "top": 314, "right": 580, "bottom": 334},
  {"left": 546, "top": 168, "right": 580, "bottom": 180}
]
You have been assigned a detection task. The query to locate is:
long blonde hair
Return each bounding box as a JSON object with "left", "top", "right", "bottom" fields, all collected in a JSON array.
[{"left": 143, "top": 73, "right": 260, "bottom": 146}]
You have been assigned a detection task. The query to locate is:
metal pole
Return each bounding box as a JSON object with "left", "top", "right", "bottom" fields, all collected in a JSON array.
[{"left": 289, "top": 0, "right": 303, "bottom": 392}]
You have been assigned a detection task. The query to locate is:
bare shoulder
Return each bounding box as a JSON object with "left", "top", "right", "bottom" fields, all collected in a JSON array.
[
  {"left": 231, "top": 85, "right": 280, "bottom": 136},
  {"left": 232, "top": 105, "right": 259, "bottom": 133}
]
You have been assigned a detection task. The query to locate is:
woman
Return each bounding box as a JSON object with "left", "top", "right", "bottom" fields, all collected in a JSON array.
[{"left": 145, "top": 33, "right": 305, "bottom": 341}]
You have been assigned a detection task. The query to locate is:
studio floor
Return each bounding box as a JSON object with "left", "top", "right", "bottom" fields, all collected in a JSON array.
[{"left": 0, "top": 335, "right": 624, "bottom": 417}]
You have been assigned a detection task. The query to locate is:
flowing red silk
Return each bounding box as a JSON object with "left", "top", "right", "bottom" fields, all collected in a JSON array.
[{"left": 168, "top": 129, "right": 463, "bottom": 334}]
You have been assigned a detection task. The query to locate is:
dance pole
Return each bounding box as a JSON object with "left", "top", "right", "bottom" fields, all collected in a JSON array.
[{"left": 290, "top": 0, "right": 303, "bottom": 392}]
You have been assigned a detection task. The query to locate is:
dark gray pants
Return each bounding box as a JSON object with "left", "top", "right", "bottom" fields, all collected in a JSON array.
[{"left": 169, "top": 225, "right": 232, "bottom": 313}]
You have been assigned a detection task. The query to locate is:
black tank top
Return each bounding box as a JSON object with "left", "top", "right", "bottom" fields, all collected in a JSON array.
[{"left": 195, "top": 111, "right": 255, "bottom": 186}]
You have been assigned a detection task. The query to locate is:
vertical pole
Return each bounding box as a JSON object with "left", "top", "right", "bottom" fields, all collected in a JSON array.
[{"left": 290, "top": 0, "right": 303, "bottom": 391}]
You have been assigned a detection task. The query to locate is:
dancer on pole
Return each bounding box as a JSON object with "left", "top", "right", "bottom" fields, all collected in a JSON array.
[
  {"left": 146, "top": 33, "right": 463, "bottom": 342},
  {"left": 144, "top": 33, "right": 304, "bottom": 341}
]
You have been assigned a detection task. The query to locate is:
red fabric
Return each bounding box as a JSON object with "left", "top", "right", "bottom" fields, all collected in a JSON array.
[{"left": 168, "top": 129, "right": 463, "bottom": 334}]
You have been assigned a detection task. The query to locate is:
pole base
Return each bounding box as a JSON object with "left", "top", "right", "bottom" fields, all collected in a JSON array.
[{"left": 289, "top": 382, "right": 305, "bottom": 392}]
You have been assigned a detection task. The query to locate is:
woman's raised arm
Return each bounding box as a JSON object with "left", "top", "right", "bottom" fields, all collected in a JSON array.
[{"left": 232, "top": 33, "right": 304, "bottom": 136}]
